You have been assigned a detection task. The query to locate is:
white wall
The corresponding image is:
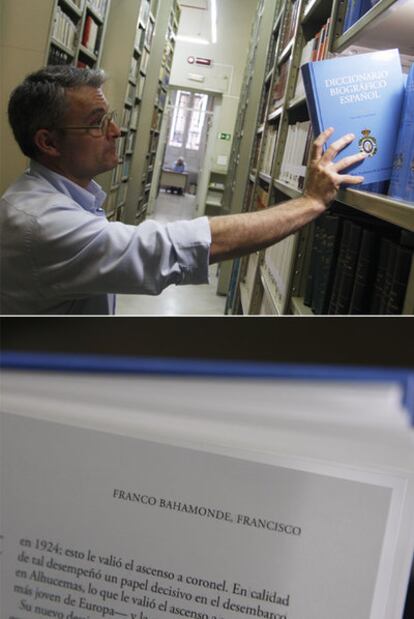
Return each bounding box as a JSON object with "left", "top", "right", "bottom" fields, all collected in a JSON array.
[{"left": 1, "top": 0, "right": 54, "bottom": 193}]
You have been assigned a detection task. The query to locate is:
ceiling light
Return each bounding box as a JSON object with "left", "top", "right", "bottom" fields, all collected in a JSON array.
[
  {"left": 176, "top": 35, "right": 210, "bottom": 45},
  {"left": 211, "top": 0, "right": 217, "bottom": 44}
]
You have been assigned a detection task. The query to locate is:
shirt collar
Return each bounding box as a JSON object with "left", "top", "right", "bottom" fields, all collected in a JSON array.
[{"left": 29, "top": 160, "right": 107, "bottom": 214}]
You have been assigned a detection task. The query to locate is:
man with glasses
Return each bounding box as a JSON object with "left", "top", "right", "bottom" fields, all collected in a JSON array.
[{"left": 1, "top": 66, "right": 366, "bottom": 314}]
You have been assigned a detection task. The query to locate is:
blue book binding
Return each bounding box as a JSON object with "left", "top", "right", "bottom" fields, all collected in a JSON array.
[
  {"left": 343, "top": 0, "right": 361, "bottom": 33},
  {"left": 388, "top": 63, "right": 414, "bottom": 203},
  {"left": 301, "top": 49, "right": 405, "bottom": 184},
  {"left": 1, "top": 350, "right": 414, "bottom": 424}
]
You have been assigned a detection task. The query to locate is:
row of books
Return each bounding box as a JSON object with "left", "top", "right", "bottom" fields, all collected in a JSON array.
[
  {"left": 115, "top": 135, "right": 126, "bottom": 159},
  {"left": 304, "top": 211, "right": 413, "bottom": 314},
  {"left": 51, "top": 7, "right": 78, "bottom": 52},
  {"left": 125, "top": 131, "right": 136, "bottom": 154},
  {"left": 159, "top": 64, "right": 171, "bottom": 89},
  {"left": 135, "top": 25, "right": 146, "bottom": 52},
  {"left": 129, "top": 56, "right": 139, "bottom": 82},
  {"left": 279, "top": 120, "right": 311, "bottom": 189},
  {"left": 67, "top": 0, "right": 84, "bottom": 9},
  {"left": 280, "top": 0, "right": 300, "bottom": 53},
  {"left": 162, "top": 41, "right": 174, "bottom": 70},
  {"left": 263, "top": 234, "right": 296, "bottom": 310},
  {"left": 151, "top": 108, "right": 162, "bottom": 132},
  {"left": 294, "top": 19, "right": 330, "bottom": 100},
  {"left": 118, "top": 181, "right": 128, "bottom": 206},
  {"left": 87, "top": 0, "right": 108, "bottom": 19},
  {"left": 270, "top": 57, "right": 291, "bottom": 112},
  {"left": 111, "top": 162, "right": 123, "bottom": 187},
  {"left": 81, "top": 15, "right": 100, "bottom": 52},
  {"left": 48, "top": 47, "right": 72, "bottom": 66},
  {"left": 154, "top": 88, "right": 167, "bottom": 111},
  {"left": 254, "top": 184, "right": 268, "bottom": 210},
  {"left": 141, "top": 48, "right": 150, "bottom": 75},
  {"left": 145, "top": 18, "right": 155, "bottom": 49},
  {"left": 121, "top": 105, "right": 140, "bottom": 130},
  {"left": 126, "top": 82, "right": 135, "bottom": 104},
  {"left": 260, "top": 125, "right": 278, "bottom": 176},
  {"left": 343, "top": 0, "right": 380, "bottom": 33},
  {"left": 137, "top": 73, "right": 146, "bottom": 100},
  {"left": 138, "top": 0, "right": 151, "bottom": 27}
]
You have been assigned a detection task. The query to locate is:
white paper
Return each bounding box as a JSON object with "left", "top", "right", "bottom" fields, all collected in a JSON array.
[{"left": 1, "top": 412, "right": 409, "bottom": 619}]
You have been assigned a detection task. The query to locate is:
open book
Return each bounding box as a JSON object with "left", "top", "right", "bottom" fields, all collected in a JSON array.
[{"left": 1, "top": 352, "right": 413, "bottom": 619}]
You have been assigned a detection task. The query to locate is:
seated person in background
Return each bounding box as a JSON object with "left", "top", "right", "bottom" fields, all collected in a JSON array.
[
  {"left": 173, "top": 157, "right": 186, "bottom": 173},
  {"left": 171, "top": 157, "right": 186, "bottom": 194}
]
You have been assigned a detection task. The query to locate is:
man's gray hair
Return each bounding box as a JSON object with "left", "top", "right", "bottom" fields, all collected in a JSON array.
[{"left": 8, "top": 65, "right": 107, "bottom": 159}]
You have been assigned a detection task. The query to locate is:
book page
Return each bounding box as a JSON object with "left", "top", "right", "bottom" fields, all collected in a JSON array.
[{"left": 0, "top": 412, "right": 409, "bottom": 619}]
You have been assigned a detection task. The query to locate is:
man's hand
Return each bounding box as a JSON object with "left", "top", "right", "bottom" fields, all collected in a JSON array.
[{"left": 304, "top": 127, "right": 367, "bottom": 207}]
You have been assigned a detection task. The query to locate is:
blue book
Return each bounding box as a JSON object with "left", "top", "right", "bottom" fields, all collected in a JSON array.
[
  {"left": 343, "top": 0, "right": 361, "bottom": 33},
  {"left": 301, "top": 49, "right": 405, "bottom": 185},
  {"left": 388, "top": 63, "right": 414, "bottom": 203},
  {"left": 1, "top": 352, "right": 414, "bottom": 619}
]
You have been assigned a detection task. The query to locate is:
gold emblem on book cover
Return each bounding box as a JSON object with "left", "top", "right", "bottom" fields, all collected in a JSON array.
[{"left": 358, "top": 129, "right": 377, "bottom": 157}]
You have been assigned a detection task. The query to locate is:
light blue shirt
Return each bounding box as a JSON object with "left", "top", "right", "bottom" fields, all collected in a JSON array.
[{"left": 0, "top": 161, "right": 211, "bottom": 314}]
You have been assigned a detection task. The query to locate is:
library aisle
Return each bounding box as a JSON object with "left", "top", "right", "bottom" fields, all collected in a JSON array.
[{"left": 116, "top": 190, "right": 226, "bottom": 314}]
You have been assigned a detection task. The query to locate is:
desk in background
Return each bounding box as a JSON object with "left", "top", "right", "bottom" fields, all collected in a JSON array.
[{"left": 160, "top": 170, "right": 188, "bottom": 194}]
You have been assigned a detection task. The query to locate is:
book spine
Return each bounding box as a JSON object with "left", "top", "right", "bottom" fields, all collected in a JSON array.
[
  {"left": 385, "top": 246, "right": 413, "bottom": 314},
  {"left": 343, "top": 0, "right": 362, "bottom": 33},
  {"left": 378, "top": 241, "right": 398, "bottom": 313},
  {"left": 388, "top": 65, "right": 414, "bottom": 201},
  {"left": 301, "top": 63, "right": 322, "bottom": 137},
  {"left": 303, "top": 222, "right": 318, "bottom": 308},
  {"left": 349, "top": 228, "right": 378, "bottom": 314},
  {"left": 313, "top": 215, "right": 342, "bottom": 314},
  {"left": 335, "top": 222, "right": 363, "bottom": 314},
  {"left": 328, "top": 220, "right": 352, "bottom": 314},
  {"left": 82, "top": 15, "right": 92, "bottom": 47}
]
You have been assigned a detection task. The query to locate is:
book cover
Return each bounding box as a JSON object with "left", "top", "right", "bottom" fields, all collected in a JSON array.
[
  {"left": 388, "top": 63, "right": 414, "bottom": 202},
  {"left": 1, "top": 353, "right": 414, "bottom": 619},
  {"left": 301, "top": 49, "right": 405, "bottom": 184}
]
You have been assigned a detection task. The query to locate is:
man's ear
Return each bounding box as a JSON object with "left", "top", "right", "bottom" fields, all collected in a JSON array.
[{"left": 33, "top": 129, "right": 62, "bottom": 158}]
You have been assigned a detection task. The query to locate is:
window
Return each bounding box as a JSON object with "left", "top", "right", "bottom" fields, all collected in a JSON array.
[
  {"left": 168, "top": 90, "right": 209, "bottom": 150},
  {"left": 186, "top": 93, "right": 208, "bottom": 150},
  {"left": 169, "top": 90, "right": 191, "bottom": 147}
]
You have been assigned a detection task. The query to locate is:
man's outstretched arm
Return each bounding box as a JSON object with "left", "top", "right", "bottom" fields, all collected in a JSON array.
[{"left": 209, "top": 128, "right": 366, "bottom": 263}]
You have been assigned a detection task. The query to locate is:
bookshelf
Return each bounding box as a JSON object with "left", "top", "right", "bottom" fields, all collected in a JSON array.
[
  {"left": 1, "top": 0, "right": 111, "bottom": 193},
  {"left": 226, "top": 0, "right": 414, "bottom": 315},
  {"left": 46, "top": 0, "right": 111, "bottom": 69},
  {"left": 1, "top": 0, "right": 180, "bottom": 227},
  {"left": 205, "top": 171, "right": 228, "bottom": 216},
  {"left": 119, "top": 0, "right": 181, "bottom": 225},
  {"left": 219, "top": 0, "right": 283, "bottom": 300},
  {"left": 96, "top": 0, "right": 159, "bottom": 222}
]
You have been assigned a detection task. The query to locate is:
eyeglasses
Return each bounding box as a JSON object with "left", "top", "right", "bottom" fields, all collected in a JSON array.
[{"left": 56, "top": 111, "right": 119, "bottom": 137}]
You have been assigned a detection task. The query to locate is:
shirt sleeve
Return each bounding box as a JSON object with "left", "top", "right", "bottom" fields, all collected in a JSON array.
[{"left": 32, "top": 205, "right": 211, "bottom": 299}]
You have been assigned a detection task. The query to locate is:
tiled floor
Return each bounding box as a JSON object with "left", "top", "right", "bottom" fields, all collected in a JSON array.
[{"left": 116, "top": 190, "right": 227, "bottom": 315}]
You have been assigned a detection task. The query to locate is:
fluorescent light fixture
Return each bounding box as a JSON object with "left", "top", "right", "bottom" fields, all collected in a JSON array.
[
  {"left": 211, "top": 0, "right": 217, "bottom": 43},
  {"left": 176, "top": 35, "right": 210, "bottom": 45}
]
